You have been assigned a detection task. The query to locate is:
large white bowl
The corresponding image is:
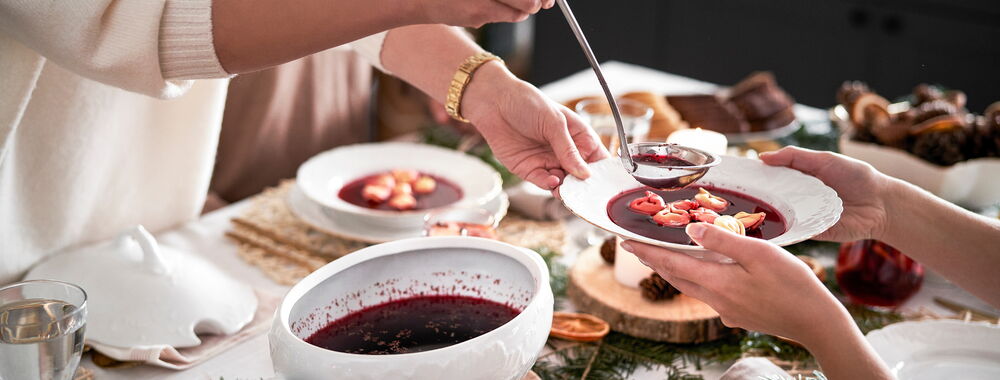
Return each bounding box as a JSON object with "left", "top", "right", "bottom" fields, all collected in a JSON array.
[
  {"left": 296, "top": 142, "right": 503, "bottom": 230},
  {"left": 867, "top": 320, "right": 1000, "bottom": 380},
  {"left": 560, "top": 157, "right": 842, "bottom": 261},
  {"left": 269, "top": 237, "right": 553, "bottom": 380}
]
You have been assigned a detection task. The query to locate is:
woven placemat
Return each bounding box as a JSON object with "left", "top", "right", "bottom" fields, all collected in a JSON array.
[{"left": 229, "top": 180, "right": 565, "bottom": 285}]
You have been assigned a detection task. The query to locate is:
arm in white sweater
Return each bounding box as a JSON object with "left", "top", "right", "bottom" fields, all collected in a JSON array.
[
  {"left": 0, "top": 0, "right": 224, "bottom": 98},
  {"left": 0, "top": 0, "right": 410, "bottom": 98}
]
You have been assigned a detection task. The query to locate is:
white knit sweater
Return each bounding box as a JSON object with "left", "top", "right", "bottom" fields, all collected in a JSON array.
[{"left": 0, "top": 0, "right": 386, "bottom": 285}]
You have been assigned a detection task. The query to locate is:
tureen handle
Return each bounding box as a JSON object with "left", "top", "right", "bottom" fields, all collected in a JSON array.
[{"left": 127, "top": 225, "right": 172, "bottom": 275}]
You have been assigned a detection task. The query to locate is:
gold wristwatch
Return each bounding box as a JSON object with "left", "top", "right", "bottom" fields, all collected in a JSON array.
[{"left": 445, "top": 52, "right": 504, "bottom": 123}]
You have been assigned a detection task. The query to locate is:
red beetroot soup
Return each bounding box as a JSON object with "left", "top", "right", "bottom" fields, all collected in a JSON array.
[
  {"left": 304, "top": 295, "right": 520, "bottom": 355},
  {"left": 339, "top": 173, "right": 462, "bottom": 211},
  {"left": 607, "top": 186, "right": 786, "bottom": 245}
]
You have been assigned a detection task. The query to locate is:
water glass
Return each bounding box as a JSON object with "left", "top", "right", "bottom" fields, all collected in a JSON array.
[
  {"left": 0, "top": 280, "right": 87, "bottom": 380},
  {"left": 575, "top": 98, "right": 653, "bottom": 154}
]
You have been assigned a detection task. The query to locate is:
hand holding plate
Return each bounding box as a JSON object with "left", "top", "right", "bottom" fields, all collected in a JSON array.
[{"left": 760, "top": 146, "right": 891, "bottom": 243}]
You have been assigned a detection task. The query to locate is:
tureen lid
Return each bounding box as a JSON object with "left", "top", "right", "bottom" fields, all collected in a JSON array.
[{"left": 26, "top": 226, "right": 257, "bottom": 348}]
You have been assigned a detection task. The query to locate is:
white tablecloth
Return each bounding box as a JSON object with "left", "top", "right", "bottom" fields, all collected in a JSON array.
[{"left": 82, "top": 62, "right": 998, "bottom": 380}]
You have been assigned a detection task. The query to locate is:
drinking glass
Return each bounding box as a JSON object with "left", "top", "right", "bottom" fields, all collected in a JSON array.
[
  {"left": 423, "top": 208, "right": 498, "bottom": 239},
  {"left": 574, "top": 98, "right": 652, "bottom": 245},
  {"left": 0, "top": 280, "right": 87, "bottom": 380},
  {"left": 835, "top": 240, "right": 924, "bottom": 308},
  {"left": 575, "top": 98, "right": 652, "bottom": 155}
]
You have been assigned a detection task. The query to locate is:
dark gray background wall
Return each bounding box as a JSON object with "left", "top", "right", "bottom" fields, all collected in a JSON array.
[{"left": 525, "top": 0, "right": 1000, "bottom": 111}]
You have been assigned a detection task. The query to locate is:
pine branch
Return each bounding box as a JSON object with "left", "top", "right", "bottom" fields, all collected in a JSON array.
[{"left": 580, "top": 341, "right": 603, "bottom": 379}]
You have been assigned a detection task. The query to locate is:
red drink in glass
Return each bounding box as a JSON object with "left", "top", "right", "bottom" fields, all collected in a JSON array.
[{"left": 835, "top": 240, "right": 924, "bottom": 308}]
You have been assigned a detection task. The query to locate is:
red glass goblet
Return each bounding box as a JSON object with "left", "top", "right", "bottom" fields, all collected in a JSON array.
[{"left": 835, "top": 240, "right": 924, "bottom": 308}]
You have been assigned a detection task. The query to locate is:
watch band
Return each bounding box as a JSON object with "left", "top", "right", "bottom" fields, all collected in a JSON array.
[{"left": 445, "top": 52, "right": 504, "bottom": 123}]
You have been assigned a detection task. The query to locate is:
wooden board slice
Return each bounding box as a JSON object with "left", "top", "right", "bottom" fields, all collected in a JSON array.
[{"left": 567, "top": 245, "right": 736, "bottom": 343}]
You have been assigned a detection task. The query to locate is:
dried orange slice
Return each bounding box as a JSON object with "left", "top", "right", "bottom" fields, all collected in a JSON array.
[
  {"left": 550, "top": 311, "right": 610, "bottom": 342},
  {"left": 849, "top": 92, "right": 891, "bottom": 125},
  {"left": 910, "top": 114, "right": 965, "bottom": 135}
]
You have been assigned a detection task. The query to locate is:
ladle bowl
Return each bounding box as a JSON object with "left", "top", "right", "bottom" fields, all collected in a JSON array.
[{"left": 627, "top": 142, "right": 721, "bottom": 190}]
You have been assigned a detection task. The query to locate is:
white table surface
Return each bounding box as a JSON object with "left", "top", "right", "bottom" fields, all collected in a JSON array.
[{"left": 82, "top": 61, "right": 998, "bottom": 380}]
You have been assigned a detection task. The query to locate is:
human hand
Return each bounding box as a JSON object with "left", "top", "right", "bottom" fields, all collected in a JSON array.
[
  {"left": 621, "top": 223, "right": 853, "bottom": 345},
  {"left": 417, "top": 0, "right": 555, "bottom": 28},
  {"left": 759, "top": 146, "right": 893, "bottom": 243},
  {"left": 462, "top": 63, "right": 609, "bottom": 190}
]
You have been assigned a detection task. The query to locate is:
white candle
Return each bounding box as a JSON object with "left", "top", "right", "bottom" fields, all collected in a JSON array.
[
  {"left": 666, "top": 128, "right": 728, "bottom": 156},
  {"left": 613, "top": 236, "right": 654, "bottom": 288}
]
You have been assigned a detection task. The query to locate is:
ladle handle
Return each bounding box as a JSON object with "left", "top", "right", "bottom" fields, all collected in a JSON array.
[{"left": 555, "top": 0, "right": 635, "bottom": 172}]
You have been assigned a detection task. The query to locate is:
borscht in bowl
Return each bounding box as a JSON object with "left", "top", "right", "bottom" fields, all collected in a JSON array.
[
  {"left": 340, "top": 169, "right": 463, "bottom": 212},
  {"left": 559, "top": 157, "right": 842, "bottom": 262},
  {"left": 296, "top": 142, "right": 503, "bottom": 231},
  {"left": 609, "top": 186, "right": 786, "bottom": 245},
  {"left": 268, "top": 237, "right": 553, "bottom": 380}
]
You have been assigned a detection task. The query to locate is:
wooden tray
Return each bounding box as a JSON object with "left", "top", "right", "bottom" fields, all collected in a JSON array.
[{"left": 567, "top": 245, "right": 735, "bottom": 343}]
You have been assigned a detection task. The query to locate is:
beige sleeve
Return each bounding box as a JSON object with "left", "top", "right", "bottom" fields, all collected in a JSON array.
[
  {"left": 347, "top": 31, "right": 391, "bottom": 74},
  {"left": 159, "top": 0, "right": 230, "bottom": 80}
]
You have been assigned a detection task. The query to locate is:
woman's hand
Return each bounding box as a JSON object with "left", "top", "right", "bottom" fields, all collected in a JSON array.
[
  {"left": 462, "top": 62, "right": 609, "bottom": 190},
  {"left": 417, "top": 0, "right": 555, "bottom": 28},
  {"left": 621, "top": 223, "right": 849, "bottom": 343},
  {"left": 759, "top": 146, "right": 893, "bottom": 243},
  {"left": 622, "top": 224, "right": 895, "bottom": 379}
]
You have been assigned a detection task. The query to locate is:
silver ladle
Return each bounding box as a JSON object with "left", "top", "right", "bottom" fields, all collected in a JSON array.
[
  {"left": 555, "top": 0, "right": 635, "bottom": 173},
  {"left": 555, "top": 0, "right": 721, "bottom": 190}
]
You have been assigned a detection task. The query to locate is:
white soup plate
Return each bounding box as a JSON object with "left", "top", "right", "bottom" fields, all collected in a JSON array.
[
  {"left": 867, "top": 320, "right": 1000, "bottom": 380},
  {"left": 560, "top": 157, "right": 842, "bottom": 261},
  {"left": 296, "top": 142, "right": 503, "bottom": 231},
  {"left": 286, "top": 184, "right": 509, "bottom": 243}
]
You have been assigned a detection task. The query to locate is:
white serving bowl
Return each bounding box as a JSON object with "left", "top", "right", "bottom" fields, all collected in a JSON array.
[
  {"left": 832, "top": 105, "right": 1000, "bottom": 209},
  {"left": 296, "top": 142, "right": 503, "bottom": 230},
  {"left": 269, "top": 237, "right": 553, "bottom": 380},
  {"left": 560, "top": 157, "right": 842, "bottom": 262}
]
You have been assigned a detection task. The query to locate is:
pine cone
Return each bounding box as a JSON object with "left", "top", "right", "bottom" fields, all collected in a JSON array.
[
  {"left": 836, "top": 81, "right": 869, "bottom": 106},
  {"left": 599, "top": 237, "right": 616, "bottom": 265},
  {"left": 850, "top": 122, "right": 880, "bottom": 144},
  {"left": 639, "top": 273, "right": 680, "bottom": 301},
  {"left": 911, "top": 100, "right": 959, "bottom": 125},
  {"left": 967, "top": 116, "right": 1000, "bottom": 158},
  {"left": 910, "top": 125, "right": 970, "bottom": 166},
  {"left": 913, "top": 84, "right": 944, "bottom": 106}
]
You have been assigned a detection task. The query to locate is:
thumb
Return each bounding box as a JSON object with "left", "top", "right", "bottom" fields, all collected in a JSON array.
[
  {"left": 544, "top": 111, "right": 592, "bottom": 180},
  {"left": 685, "top": 223, "right": 774, "bottom": 267},
  {"left": 759, "top": 146, "right": 832, "bottom": 177}
]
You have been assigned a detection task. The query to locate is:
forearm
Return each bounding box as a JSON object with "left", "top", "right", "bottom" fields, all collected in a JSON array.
[
  {"left": 880, "top": 178, "right": 1000, "bottom": 307},
  {"left": 381, "top": 24, "right": 518, "bottom": 117},
  {"left": 800, "top": 311, "right": 894, "bottom": 380},
  {"left": 212, "top": 0, "right": 420, "bottom": 73}
]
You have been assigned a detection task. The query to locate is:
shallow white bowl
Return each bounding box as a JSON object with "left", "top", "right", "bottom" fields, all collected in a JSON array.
[
  {"left": 560, "top": 157, "right": 842, "bottom": 261},
  {"left": 287, "top": 184, "right": 510, "bottom": 243},
  {"left": 269, "top": 237, "right": 553, "bottom": 380},
  {"left": 867, "top": 320, "right": 1000, "bottom": 380},
  {"left": 296, "top": 142, "right": 503, "bottom": 230}
]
